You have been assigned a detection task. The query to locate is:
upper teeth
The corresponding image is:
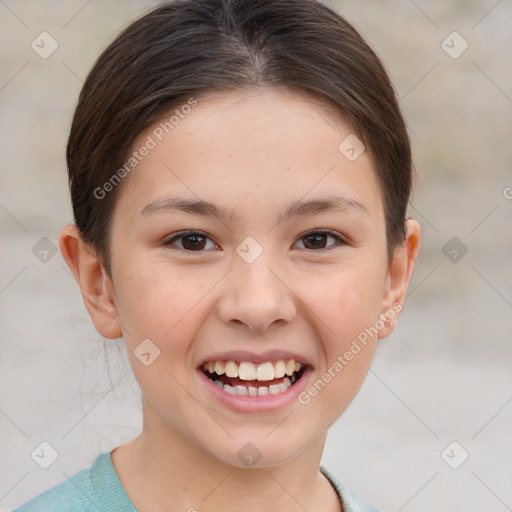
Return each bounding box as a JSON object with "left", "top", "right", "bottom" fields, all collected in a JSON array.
[{"left": 202, "top": 359, "right": 303, "bottom": 381}]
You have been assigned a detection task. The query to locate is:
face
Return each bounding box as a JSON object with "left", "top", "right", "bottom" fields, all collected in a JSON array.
[{"left": 98, "top": 88, "right": 406, "bottom": 467}]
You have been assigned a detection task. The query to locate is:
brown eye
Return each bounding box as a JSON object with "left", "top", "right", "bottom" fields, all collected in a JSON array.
[
  {"left": 297, "top": 230, "right": 345, "bottom": 250},
  {"left": 165, "top": 231, "right": 217, "bottom": 251}
]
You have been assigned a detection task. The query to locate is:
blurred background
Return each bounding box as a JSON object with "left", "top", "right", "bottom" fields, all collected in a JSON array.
[{"left": 0, "top": 1, "right": 511, "bottom": 510}]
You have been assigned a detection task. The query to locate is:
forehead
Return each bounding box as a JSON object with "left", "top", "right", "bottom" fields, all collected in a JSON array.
[
  {"left": 114, "top": 87, "right": 383, "bottom": 223},
  {"left": 194, "top": 87, "right": 353, "bottom": 131}
]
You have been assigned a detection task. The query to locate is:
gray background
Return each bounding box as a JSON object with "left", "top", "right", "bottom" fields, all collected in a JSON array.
[{"left": 1, "top": 1, "right": 511, "bottom": 510}]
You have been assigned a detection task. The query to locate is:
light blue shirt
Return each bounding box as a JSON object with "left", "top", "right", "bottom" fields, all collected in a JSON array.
[{"left": 13, "top": 452, "right": 382, "bottom": 511}]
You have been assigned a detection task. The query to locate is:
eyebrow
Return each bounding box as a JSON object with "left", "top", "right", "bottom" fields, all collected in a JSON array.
[{"left": 140, "top": 194, "right": 368, "bottom": 221}]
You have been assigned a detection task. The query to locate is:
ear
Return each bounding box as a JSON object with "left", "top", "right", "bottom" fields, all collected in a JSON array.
[
  {"left": 59, "top": 224, "right": 123, "bottom": 339},
  {"left": 378, "top": 218, "right": 421, "bottom": 339}
]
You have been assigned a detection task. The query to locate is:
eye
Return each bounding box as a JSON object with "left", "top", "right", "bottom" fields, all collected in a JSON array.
[
  {"left": 295, "top": 229, "right": 346, "bottom": 250},
  {"left": 164, "top": 231, "right": 218, "bottom": 252},
  {"left": 163, "top": 229, "right": 346, "bottom": 253}
]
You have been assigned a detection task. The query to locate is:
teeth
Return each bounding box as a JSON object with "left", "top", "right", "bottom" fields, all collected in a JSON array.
[
  {"left": 216, "top": 377, "right": 292, "bottom": 396},
  {"left": 215, "top": 361, "right": 225, "bottom": 375},
  {"left": 258, "top": 386, "right": 268, "bottom": 396},
  {"left": 256, "top": 362, "right": 274, "bottom": 381},
  {"left": 205, "top": 359, "right": 304, "bottom": 382},
  {"left": 225, "top": 360, "right": 238, "bottom": 378},
  {"left": 274, "top": 360, "right": 286, "bottom": 379},
  {"left": 268, "top": 384, "right": 281, "bottom": 395},
  {"left": 224, "top": 385, "right": 237, "bottom": 395},
  {"left": 234, "top": 385, "right": 248, "bottom": 396},
  {"left": 285, "top": 360, "right": 295, "bottom": 376},
  {"left": 238, "top": 361, "right": 256, "bottom": 380}
]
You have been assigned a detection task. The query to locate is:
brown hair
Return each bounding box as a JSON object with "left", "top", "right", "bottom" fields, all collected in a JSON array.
[{"left": 67, "top": 0, "right": 413, "bottom": 275}]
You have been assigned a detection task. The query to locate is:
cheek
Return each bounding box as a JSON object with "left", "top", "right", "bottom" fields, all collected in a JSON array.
[
  {"left": 113, "top": 259, "right": 218, "bottom": 394},
  {"left": 295, "top": 260, "right": 383, "bottom": 419},
  {"left": 114, "top": 259, "right": 206, "bottom": 339},
  {"left": 301, "top": 260, "right": 385, "bottom": 342},
  {"left": 115, "top": 263, "right": 203, "bottom": 415}
]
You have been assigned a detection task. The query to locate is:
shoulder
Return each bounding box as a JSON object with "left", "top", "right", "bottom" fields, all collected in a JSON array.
[
  {"left": 11, "top": 452, "right": 134, "bottom": 512},
  {"left": 320, "top": 465, "right": 384, "bottom": 512},
  {"left": 12, "top": 463, "right": 95, "bottom": 512}
]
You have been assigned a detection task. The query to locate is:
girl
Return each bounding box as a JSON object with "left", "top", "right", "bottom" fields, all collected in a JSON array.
[{"left": 15, "top": 0, "right": 420, "bottom": 510}]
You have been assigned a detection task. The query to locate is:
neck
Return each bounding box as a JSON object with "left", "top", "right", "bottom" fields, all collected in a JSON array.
[{"left": 111, "top": 403, "right": 342, "bottom": 512}]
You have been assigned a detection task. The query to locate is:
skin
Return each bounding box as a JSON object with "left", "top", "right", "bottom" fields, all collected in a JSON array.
[{"left": 60, "top": 87, "right": 421, "bottom": 512}]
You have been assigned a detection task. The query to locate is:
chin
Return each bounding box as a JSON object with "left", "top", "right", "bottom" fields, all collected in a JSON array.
[{"left": 199, "top": 429, "right": 317, "bottom": 469}]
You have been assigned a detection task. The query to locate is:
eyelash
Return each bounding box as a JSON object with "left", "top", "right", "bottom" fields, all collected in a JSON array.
[{"left": 163, "top": 229, "right": 347, "bottom": 252}]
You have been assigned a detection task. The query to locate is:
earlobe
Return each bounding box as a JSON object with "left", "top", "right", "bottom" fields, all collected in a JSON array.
[
  {"left": 59, "top": 224, "right": 123, "bottom": 339},
  {"left": 378, "top": 218, "right": 421, "bottom": 338}
]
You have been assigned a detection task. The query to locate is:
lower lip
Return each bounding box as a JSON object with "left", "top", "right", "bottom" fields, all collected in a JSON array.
[{"left": 197, "top": 366, "right": 312, "bottom": 413}]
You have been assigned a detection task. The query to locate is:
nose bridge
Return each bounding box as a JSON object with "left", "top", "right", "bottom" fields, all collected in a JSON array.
[
  {"left": 238, "top": 253, "right": 280, "bottom": 297},
  {"left": 217, "top": 246, "right": 296, "bottom": 331},
  {"left": 234, "top": 234, "right": 280, "bottom": 289}
]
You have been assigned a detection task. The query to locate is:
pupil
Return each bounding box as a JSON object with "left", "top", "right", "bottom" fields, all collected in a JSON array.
[
  {"left": 305, "top": 233, "right": 326, "bottom": 249},
  {"left": 184, "top": 234, "right": 205, "bottom": 250}
]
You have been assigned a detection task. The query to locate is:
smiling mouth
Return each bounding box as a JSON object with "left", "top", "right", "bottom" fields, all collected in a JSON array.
[{"left": 201, "top": 359, "right": 306, "bottom": 397}]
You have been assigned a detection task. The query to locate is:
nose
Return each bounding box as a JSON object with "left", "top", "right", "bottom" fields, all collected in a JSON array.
[{"left": 216, "top": 255, "right": 297, "bottom": 332}]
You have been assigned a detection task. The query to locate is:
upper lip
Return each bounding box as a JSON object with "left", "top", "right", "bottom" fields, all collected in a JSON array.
[{"left": 197, "top": 349, "right": 312, "bottom": 368}]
